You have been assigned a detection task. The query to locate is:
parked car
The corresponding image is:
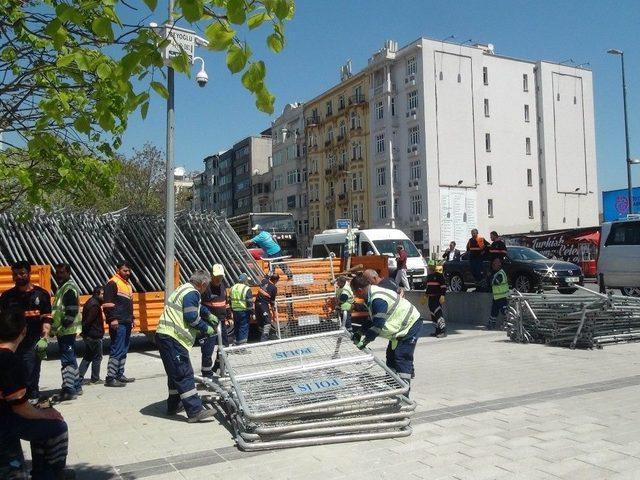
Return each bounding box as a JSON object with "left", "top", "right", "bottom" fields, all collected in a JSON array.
[
  {"left": 597, "top": 219, "right": 640, "bottom": 297},
  {"left": 443, "top": 246, "right": 584, "bottom": 294}
]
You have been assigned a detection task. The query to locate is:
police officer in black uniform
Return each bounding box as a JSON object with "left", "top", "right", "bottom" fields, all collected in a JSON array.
[
  {"left": 256, "top": 273, "right": 279, "bottom": 342},
  {"left": 0, "top": 261, "right": 52, "bottom": 404}
]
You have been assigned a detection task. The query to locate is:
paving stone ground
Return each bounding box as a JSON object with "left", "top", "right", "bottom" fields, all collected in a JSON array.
[{"left": 25, "top": 297, "right": 640, "bottom": 480}]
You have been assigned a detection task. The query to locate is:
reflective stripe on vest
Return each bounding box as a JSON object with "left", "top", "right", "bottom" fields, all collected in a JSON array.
[
  {"left": 368, "top": 285, "right": 420, "bottom": 340},
  {"left": 336, "top": 283, "right": 354, "bottom": 311},
  {"left": 492, "top": 269, "right": 509, "bottom": 300},
  {"left": 230, "top": 284, "right": 250, "bottom": 311},
  {"left": 156, "top": 283, "right": 200, "bottom": 350},
  {"left": 52, "top": 280, "right": 81, "bottom": 336}
]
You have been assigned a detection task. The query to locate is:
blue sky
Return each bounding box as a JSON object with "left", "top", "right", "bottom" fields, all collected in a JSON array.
[{"left": 121, "top": 0, "right": 640, "bottom": 195}]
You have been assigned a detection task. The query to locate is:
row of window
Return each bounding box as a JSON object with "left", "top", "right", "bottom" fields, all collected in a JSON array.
[
  {"left": 487, "top": 199, "right": 535, "bottom": 219},
  {"left": 482, "top": 67, "right": 530, "bottom": 92},
  {"left": 308, "top": 203, "right": 365, "bottom": 230},
  {"left": 485, "top": 166, "right": 533, "bottom": 186},
  {"left": 483, "top": 99, "right": 531, "bottom": 122},
  {"left": 376, "top": 195, "right": 423, "bottom": 220},
  {"left": 485, "top": 134, "right": 532, "bottom": 155},
  {"left": 320, "top": 86, "right": 365, "bottom": 116}
]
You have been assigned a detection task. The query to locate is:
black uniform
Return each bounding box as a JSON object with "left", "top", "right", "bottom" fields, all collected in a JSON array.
[
  {"left": 256, "top": 279, "right": 277, "bottom": 341},
  {"left": 487, "top": 239, "right": 508, "bottom": 261},
  {"left": 0, "top": 286, "right": 52, "bottom": 401},
  {"left": 425, "top": 272, "right": 447, "bottom": 336}
]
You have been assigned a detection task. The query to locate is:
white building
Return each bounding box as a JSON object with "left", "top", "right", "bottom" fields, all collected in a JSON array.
[
  {"left": 271, "top": 103, "right": 309, "bottom": 254},
  {"left": 365, "top": 38, "right": 598, "bottom": 256}
]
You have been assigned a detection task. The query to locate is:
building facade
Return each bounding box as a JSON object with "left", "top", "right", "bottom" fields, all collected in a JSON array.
[
  {"left": 193, "top": 134, "right": 272, "bottom": 217},
  {"left": 271, "top": 103, "right": 310, "bottom": 253},
  {"left": 305, "top": 65, "right": 371, "bottom": 236},
  {"left": 365, "top": 38, "right": 598, "bottom": 255}
]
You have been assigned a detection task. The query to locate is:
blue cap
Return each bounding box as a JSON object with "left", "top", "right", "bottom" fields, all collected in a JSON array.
[{"left": 238, "top": 273, "right": 248, "bottom": 282}]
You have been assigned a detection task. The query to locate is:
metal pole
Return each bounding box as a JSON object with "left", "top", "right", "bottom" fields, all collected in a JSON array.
[
  {"left": 164, "top": 0, "right": 176, "bottom": 298},
  {"left": 620, "top": 52, "right": 633, "bottom": 214}
]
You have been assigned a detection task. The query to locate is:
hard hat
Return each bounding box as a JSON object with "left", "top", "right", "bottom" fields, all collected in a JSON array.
[
  {"left": 238, "top": 273, "right": 249, "bottom": 282},
  {"left": 251, "top": 224, "right": 261, "bottom": 231},
  {"left": 212, "top": 264, "right": 224, "bottom": 277}
]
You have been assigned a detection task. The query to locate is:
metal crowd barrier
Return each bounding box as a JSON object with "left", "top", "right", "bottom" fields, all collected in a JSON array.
[
  {"left": 505, "top": 286, "right": 640, "bottom": 349},
  {"left": 196, "top": 325, "right": 414, "bottom": 451}
]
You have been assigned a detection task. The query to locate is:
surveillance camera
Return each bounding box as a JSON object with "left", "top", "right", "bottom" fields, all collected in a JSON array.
[{"left": 196, "top": 69, "right": 208, "bottom": 87}]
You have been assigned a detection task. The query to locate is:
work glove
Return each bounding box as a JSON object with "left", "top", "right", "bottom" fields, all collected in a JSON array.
[
  {"left": 419, "top": 296, "right": 427, "bottom": 306},
  {"left": 207, "top": 314, "right": 219, "bottom": 327},
  {"left": 205, "top": 325, "right": 215, "bottom": 336},
  {"left": 356, "top": 338, "right": 368, "bottom": 350},
  {"left": 439, "top": 295, "right": 445, "bottom": 305},
  {"left": 35, "top": 338, "right": 48, "bottom": 360},
  {"left": 351, "top": 330, "right": 362, "bottom": 343}
]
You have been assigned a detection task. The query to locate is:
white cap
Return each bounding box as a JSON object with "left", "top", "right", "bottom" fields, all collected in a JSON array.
[
  {"left": 251, "top": 224, "right": 261, "bottom": 231},
  {"left": 211, "top": 264, "right": 225, "bottom": 277}
]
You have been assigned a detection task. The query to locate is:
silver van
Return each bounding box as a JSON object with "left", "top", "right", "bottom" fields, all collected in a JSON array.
[{"left": 597, "top": 219, "right": 640, "bottom": 296}]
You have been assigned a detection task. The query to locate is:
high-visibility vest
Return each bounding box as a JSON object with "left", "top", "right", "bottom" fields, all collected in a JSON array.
[
  {"left": 157, "top": 283, "right": 200, "bottom": 350},
  {"left": 492, "top": 269, "right": 509, "bottom": 300},
  {"left": 52, "top": 280, "right": 81, "bottom": 336},
  {"left": 336, "top": 283, "right": 353, "bottom": 312},
  {"left": 230, "top": 283, "right": 250, "bottom": 311},
  {"left": 367, "top": 285, "right": 420, "bottom": 341}
]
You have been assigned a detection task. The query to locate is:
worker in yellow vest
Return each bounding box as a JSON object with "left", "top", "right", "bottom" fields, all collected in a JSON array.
[
  {"left": 51, "top": 263, "right": 82, "bottom": 402},
  {"left": 156, "top": 270, "right": 217, "bottom": 423},
  {"left": 335, "top": 276, "right": 353, "bottom": 332},
  {"left": 230, "top": 273, "right": 253, "bottom": 345},
  {"left": 350, "top": 274, "right": 423, "bottom": 389},
  {"left": 488, "top": 257, "right": 509, "bottom": 330}
]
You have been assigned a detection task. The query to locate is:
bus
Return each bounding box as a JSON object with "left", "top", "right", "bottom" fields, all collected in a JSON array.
[{"left": 228, "top": 212, "right": 298, "bottom": 257}]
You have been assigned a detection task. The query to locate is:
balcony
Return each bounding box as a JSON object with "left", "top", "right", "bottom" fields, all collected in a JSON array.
[
  {"left": 309, "top": 143, "right": 318, "bottom": 152},
  {"left": 324, "top": 168, "right": 333, "bottom": 176},
  {"left": 306, "top": 115, "right": 321, "bottom": 126},
  {"left": 336, "top": 134, "right": 345, "bottom": 144},
  {"left": 338, "top": 193, "right": 349, "bottom": 205},
  {"left": 348, "top": 94, "right": 366, "bottom": 106},
  {"left": 324, "top": 139, "right": 333, "bottom": 147},
  {"left": 325, "top": 195, "right": 335, "bottom": 207}
]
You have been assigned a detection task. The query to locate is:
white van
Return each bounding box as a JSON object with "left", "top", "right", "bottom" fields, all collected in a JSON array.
[
  {"left": 311, "top": 228, "right": 428, "bottom": 287},
  {"left": 597, "top": 219, "right": 640, "bottom": 296}
]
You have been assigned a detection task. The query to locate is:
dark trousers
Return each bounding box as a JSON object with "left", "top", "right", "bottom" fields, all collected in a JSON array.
[
  {"left": 470, "top": 257, "right": 484, "bottom": 282},
  {"left": 16, "top": 338, "right": 41, "bottom": 401},
  {"left": 79, "top": 337, "right": 103, "bottom": 382},
  {"left": 0, "top": 412, "right": 68, "bottom": 480},
  {"left": 256, "top": 302, "right": 273, "bottom": 341},
  {"left": 385, "top": 319, "right": 423, "bottom": 382},
  {"left": 265, "top": 251, "right": 292, "bottom": 277},
  {"left": 106, "top": 322, "right": 131, "bottom": 381},
  {"left": 57, "top": 334, "right": 81, "bottom": 394},
  {"left": 156, "top": 333, "right": 203, "bottom": 418},
  {"left": 198, "top": 335, "right": 216, "bottom": 377},
  {"left": 232, "top": 311, "right": 250, "bottom": 345},
  {"left": 489, "top": 298, "right": 508, "bottom": 326},
  {"left": 427, "top": 296, "right": 446, "bottom": 333}
]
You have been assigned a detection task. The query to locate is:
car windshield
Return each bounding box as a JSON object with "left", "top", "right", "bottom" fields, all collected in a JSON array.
[
  {"left": 508, "top": 246, "right": 548, "bottom": 261},
  {"left": 252, "top": 214, "right": 294, "bottom": 233},
  {"left": 373, "top": 239, "right": 420, "bottom": 257}
]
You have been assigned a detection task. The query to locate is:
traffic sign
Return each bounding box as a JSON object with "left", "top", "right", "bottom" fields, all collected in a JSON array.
[
  {"left": 336, "top": 219, "right": 351, "bottom": 229},
  {"left": 160, "top": 24, "right": 196, "bottom": 65}
]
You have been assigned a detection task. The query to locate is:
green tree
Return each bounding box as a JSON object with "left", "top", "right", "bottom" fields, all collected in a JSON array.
[{"left": 0, "top": 0, "right": 294, "bottom": 213}]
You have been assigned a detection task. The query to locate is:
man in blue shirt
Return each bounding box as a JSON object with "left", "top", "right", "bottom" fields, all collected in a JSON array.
[{"left": 244, "top": 225, "right": 292, "bottom": 277}]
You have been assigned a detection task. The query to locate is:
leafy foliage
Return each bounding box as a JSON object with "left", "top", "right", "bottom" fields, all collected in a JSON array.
[{"left": 0, "top": 0, "right": 294, "bottom": 213}]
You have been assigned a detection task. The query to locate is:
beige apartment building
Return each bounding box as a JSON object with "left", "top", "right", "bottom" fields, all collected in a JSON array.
[{"left": 304, "top": 65, "right": 371, "bottom": 235}]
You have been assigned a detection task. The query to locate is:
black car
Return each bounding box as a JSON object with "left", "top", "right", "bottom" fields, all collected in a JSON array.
[{"left": 443, "top": 246, "right": 584, "bottom": 294}]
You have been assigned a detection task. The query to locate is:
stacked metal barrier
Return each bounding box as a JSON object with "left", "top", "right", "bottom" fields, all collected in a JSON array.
[
  {"left": 0, "top": 211, "right": 263, "bottom": 293},
  {"left": 198, "top": 329, "right": 414, "bottom": 450},
  {"left": 506, "top": 288, "right": 640, "bottom": 349},
  {"left": 265, "top": 257, "right": 341, "bottom": 340}
]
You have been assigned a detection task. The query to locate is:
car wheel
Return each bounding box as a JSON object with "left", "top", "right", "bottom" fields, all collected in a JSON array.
[
  {"left": 558, "top": 288, "right": 577, "bottom": 295},
  {"left": 449, "top": 274, "right": 466, "bottom": 292},
  {"left": 514, "top": 274, "right": 534, "bottom": 293},
  {"left": 621, "top": 287, "right": 640, "bottom": 297}
]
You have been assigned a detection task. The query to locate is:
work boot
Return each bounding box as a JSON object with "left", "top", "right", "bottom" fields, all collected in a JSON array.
[
  {"left": 89, "top": 378, "right": 103, "bottom": 385},
  {"left": 167, "top": 403, "right": 185, "bottom": 416},
  {"left": 57, "top": 391, "right": 77, "bottom": 402},
  {"left": 105, "top": 378, "right": 126, "bottom": 388},
  {"left": 117, "top": 375, "right": 136, "bottom": 383},
  {"left": 187, "top": 408, "right": 216, "bottom": 423},
  {"left": 76, "top": 388, "right": 83, "bottom": 396},
  {"left": 55, "top": 468, "right": 76, "bottom": 480}
]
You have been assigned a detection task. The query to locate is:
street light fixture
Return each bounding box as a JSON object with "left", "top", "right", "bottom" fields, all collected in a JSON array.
[{"left": 607, "top": 48, "right": 633, "bottom": 214}]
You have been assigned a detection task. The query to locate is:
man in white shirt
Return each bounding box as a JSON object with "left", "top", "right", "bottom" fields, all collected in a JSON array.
[{"left": 442, "top": 241, "right": 461, "bottom": 262}]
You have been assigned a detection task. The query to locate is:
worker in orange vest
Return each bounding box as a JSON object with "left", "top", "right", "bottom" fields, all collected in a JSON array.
[{"left": 466, "top": 229, "right": 486, "bottom": 286}]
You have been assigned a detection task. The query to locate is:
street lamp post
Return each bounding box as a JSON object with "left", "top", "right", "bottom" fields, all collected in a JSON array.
[
  {"left": 607, "top": 49, "right": 633, "bottom": 214},
  {"left": 164, "top": 0, "right": 176, "bottom": 299}
]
